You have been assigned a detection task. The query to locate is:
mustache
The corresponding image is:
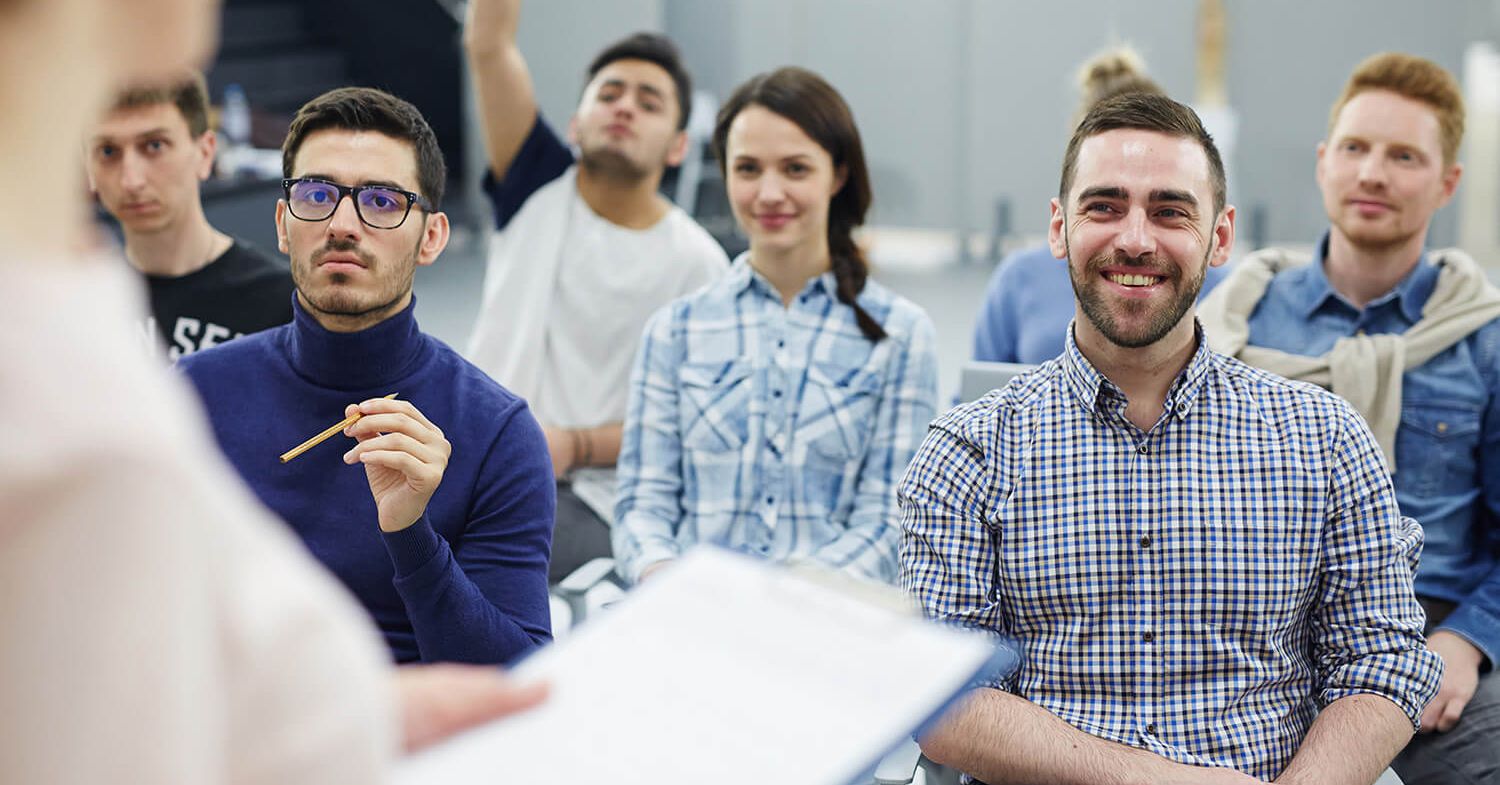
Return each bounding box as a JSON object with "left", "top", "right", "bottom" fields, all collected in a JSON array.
[
  {"left": 311, "top": 239, "right": 376, "bottom": 267},
  {"left": 1085, "top": 250, "right": 1177, "bottom": 279}
]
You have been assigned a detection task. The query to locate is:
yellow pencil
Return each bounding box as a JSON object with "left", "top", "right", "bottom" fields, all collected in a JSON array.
[{"left": 278, "top": 393, "right": 399, "bottom": 464}]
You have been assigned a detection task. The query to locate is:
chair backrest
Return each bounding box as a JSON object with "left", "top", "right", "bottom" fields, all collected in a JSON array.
[{"left": 958, "top": 361, "right": 1035, "bottom": 403}]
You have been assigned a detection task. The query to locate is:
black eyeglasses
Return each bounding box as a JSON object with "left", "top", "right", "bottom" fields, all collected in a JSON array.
[{"left": 281, "top": 177, "right": 433, "bottom": 230}]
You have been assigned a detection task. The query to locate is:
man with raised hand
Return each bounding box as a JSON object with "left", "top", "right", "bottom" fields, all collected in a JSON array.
[{"left": 464, "top": 0, "right": 727, "bottom": 582}]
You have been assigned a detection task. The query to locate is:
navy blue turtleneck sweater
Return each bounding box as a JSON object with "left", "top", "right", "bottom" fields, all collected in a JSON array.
[{"left": 179, "top": 296, "right": 554, "bottom": 665}]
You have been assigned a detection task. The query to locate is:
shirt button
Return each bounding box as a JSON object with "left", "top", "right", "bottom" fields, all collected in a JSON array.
[
  {"left": 777, "top": 340, "right": 785, "bottom": 348},
  {"left": 1142, "top": 631, "right": 1154, "bottom": 643},
  {"left": 1437, "top": 422, "right": 1448, "bottom": 434},
  {"left": 1136, "top": 442, "right": 1149, "bottom": 455},
  {"left": 772, "top": 389, "right": 782, "bottom": 398},
  {"left": 765, "top": 496, "right": 775, "bottom": 506},
  {"left": 1139, "top": 535, "right": 1152, "bottom": 549},
  {"left": 1145, "top": 723, "right": 1157, "bottom": 735}
]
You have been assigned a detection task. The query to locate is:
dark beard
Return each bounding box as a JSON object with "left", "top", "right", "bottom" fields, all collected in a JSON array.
[
  {"left": 578, "top": 146, "right": 651, "bottom": 183},
  {"left": 292, "top": 237, "right": 418, "bottom": 322},
  {"left": 1069, "top": 246, "right": 1208, "bottom": 349}
]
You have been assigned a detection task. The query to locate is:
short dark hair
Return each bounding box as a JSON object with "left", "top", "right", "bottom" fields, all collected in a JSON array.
[
  {"left": 112, "top": 71, "right": 211, "bottom": 137},
  {"left": 282, "top": 87, "right": 447, "bottom": 208},
  {"left": 587, "top": 32, "right": 693, "bottom": 131},
  {"left": 1059, "top": 92, "right": 1226, "bottom": 217}
]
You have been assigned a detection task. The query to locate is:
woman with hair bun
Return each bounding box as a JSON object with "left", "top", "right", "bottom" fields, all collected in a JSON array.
[{"left": 613, "top": 67, "right": 938, "bottom": 585}]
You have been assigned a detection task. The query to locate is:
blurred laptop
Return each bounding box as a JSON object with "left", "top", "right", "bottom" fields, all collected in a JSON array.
[{"left": 958, "top": 361, "right": 1036, "bottom": 403}]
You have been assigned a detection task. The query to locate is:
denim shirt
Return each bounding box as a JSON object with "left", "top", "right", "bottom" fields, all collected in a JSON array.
[{"left": 1245, "top": 232, "right": 1500, "bottom": 667}]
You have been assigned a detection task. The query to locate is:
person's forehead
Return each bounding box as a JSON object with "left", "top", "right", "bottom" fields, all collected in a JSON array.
[
  {"left": 292, "top": 128, "right": 422, "bottom": 189},
  {"left": 587, "top": 58, "right": 677, "bottom": 98},
  {"left": 1071, "top": 128, "right": 1212, "bottom": 199},
  {"left": 94, "top": 101, "right": 192, "bottom": 140},
  {"left": 1331, "top": 89, "right": 1444, "bottom": 151},
  {"left": 728, "top": 106, "right": 820, "bottom": 155}
]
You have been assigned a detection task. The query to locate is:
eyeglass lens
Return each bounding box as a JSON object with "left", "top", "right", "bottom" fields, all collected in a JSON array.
[{"left": 287, "top": 180, "right": 411, "bottom": 228}]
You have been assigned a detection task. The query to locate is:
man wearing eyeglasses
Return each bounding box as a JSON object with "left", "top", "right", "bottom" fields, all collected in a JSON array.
[
  {"left": 87, "top": 72, "right": 294, "bottom": 360},
  {"left": 178, "top": 86, "right": 555, "bottom": 667}
]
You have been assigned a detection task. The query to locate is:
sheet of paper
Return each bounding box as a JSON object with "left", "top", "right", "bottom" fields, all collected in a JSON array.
[{"left": 396, "top": 547, "right": 1014, "bottom": 785}]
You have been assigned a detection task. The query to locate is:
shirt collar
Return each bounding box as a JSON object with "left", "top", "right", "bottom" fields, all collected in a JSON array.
[
  {"left": 1290, "top": 231, "right": 1437, "bottom": 323},
  {"left": 284, "top": 293, "right": 430, "bottom": 391},
  {"left": 1061, "top": 320, "right": 1216, "bottom": 424},
  {"left": 729, "top": 252, "right": 838, "bottom": 305}
]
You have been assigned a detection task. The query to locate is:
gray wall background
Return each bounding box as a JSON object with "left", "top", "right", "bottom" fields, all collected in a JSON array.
[{"left": 508, "top": 0, "right": 1500, "bottom": 250}]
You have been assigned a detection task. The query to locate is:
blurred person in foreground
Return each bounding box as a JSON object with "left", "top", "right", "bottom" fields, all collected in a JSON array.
[{"left": 0, "top": 1, "right": 541, "bottom": 782}]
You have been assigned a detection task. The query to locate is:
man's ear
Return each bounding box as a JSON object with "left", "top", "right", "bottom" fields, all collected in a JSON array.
[
  {"left": 1439, "top": 162, "right": 1464, "bottom": 208},
  {"left": 415, "top": 211, "right": 450, "bottom": 267},
  {"left": 1047, "top": 198, "right": 1067, "bottom": 259},
  {"left": 274, "top": 199, "right": 289, "bottom": 255},
  {"left": 1314, "top": 140, "right": 1328, "bottom": 191},
  {"left": 664, "top": 130, "right": 689, "bottom": 168},
  {"left": 196, "top": 130, "right": 217, "bottom": 181},
  {"left": 1209, "top": 205, "right": 1236, "bottom": 268}
]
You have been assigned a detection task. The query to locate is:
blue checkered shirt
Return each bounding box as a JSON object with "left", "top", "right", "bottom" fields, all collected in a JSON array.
[
  {"left": 615, "top": 257, "right": 938, "bottom": 585},
  {"left": 899, "top": 327, "right": 1441, "bottom": 780}
]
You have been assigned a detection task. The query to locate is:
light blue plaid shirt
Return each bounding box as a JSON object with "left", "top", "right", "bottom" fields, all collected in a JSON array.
[
  {"left": 900, "top": 326, "right": 1441, "bottom": 780},
  {"left": 615, "top": 257, "right": 938, "bottom": 585}
]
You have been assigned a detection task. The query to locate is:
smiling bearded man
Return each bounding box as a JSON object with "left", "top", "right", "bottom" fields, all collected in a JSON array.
[{"left": 900, "top": 92, "right": 1439, "bottom": 785}]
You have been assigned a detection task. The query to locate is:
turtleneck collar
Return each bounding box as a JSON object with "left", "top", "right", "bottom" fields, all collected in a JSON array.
[{"left": 284, "top": 294, "right": 431, "bottom": 391}]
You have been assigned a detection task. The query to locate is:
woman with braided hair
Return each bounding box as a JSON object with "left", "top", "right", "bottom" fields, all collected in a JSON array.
[{"left": 613, "top": 66, "right": 938, "bottom": 585}]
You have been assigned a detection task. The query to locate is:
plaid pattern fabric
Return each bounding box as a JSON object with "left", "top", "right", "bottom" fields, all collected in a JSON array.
[
  {"left": 900, "top": 327, "right": 1442, "bottom": 780},
  {"left": 615, "top": 258, "right": 938, "bottom": 585}
]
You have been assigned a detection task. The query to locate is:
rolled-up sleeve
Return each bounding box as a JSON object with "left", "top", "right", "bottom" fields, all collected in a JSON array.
[
  {"left": 900, "top": 400, "right": 1016, "bottom": 690},
  {"left": 1313, "top": 405, "right": 1444, "bottom": 728}
]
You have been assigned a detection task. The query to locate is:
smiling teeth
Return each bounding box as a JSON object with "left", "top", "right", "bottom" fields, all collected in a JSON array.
[{"left": 1109, "top": 273, "right": 1160, "bottom": 287}]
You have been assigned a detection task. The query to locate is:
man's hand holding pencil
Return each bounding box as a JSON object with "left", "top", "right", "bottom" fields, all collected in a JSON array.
[{"left": 339, "top": 396, "right": 454, "bottom": 533}]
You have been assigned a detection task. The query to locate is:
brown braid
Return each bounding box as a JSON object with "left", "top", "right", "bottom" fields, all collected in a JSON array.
[{"left": 828, "top": 227, "right": 885, "bottom": 342}]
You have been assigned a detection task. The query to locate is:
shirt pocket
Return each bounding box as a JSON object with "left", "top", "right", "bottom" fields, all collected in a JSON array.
[
  {"left": 679, "top": 360, "right": 754, "bottom": 452},
  {"left": 800, "top": 361, "right": 884, "bottom": 460},
  {"left": 1395, "top": 401, "right": 1482, "bottom": 497}
]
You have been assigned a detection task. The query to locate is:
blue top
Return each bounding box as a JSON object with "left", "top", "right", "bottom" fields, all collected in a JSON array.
[
  {"left": 1246, "top": 233, "right": 1500, "bottom": 668},
  {"left": 614, "top": 257, "right": 939, "bottom": 585},
  {"left": 483, "top": 114, "right": 574, "bottom": 231},
  {"left": 179, "top": 296, "right": 555, "bottom": 665},
  {"left": 902, "top": 327, "right": 1439, "bottom": 778},
  {"left": 973, "top": 244, "right": 1229, "bottom": 364}
]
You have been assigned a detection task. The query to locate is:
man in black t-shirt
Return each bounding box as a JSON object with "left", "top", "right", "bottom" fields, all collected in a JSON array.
[{"left": 86, "top": 72, "right": 293, "bottom": 360}]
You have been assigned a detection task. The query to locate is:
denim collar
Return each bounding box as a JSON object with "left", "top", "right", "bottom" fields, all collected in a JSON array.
[{"left": 1285, "top": 231, "right": 1437, "bottom": 323}]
